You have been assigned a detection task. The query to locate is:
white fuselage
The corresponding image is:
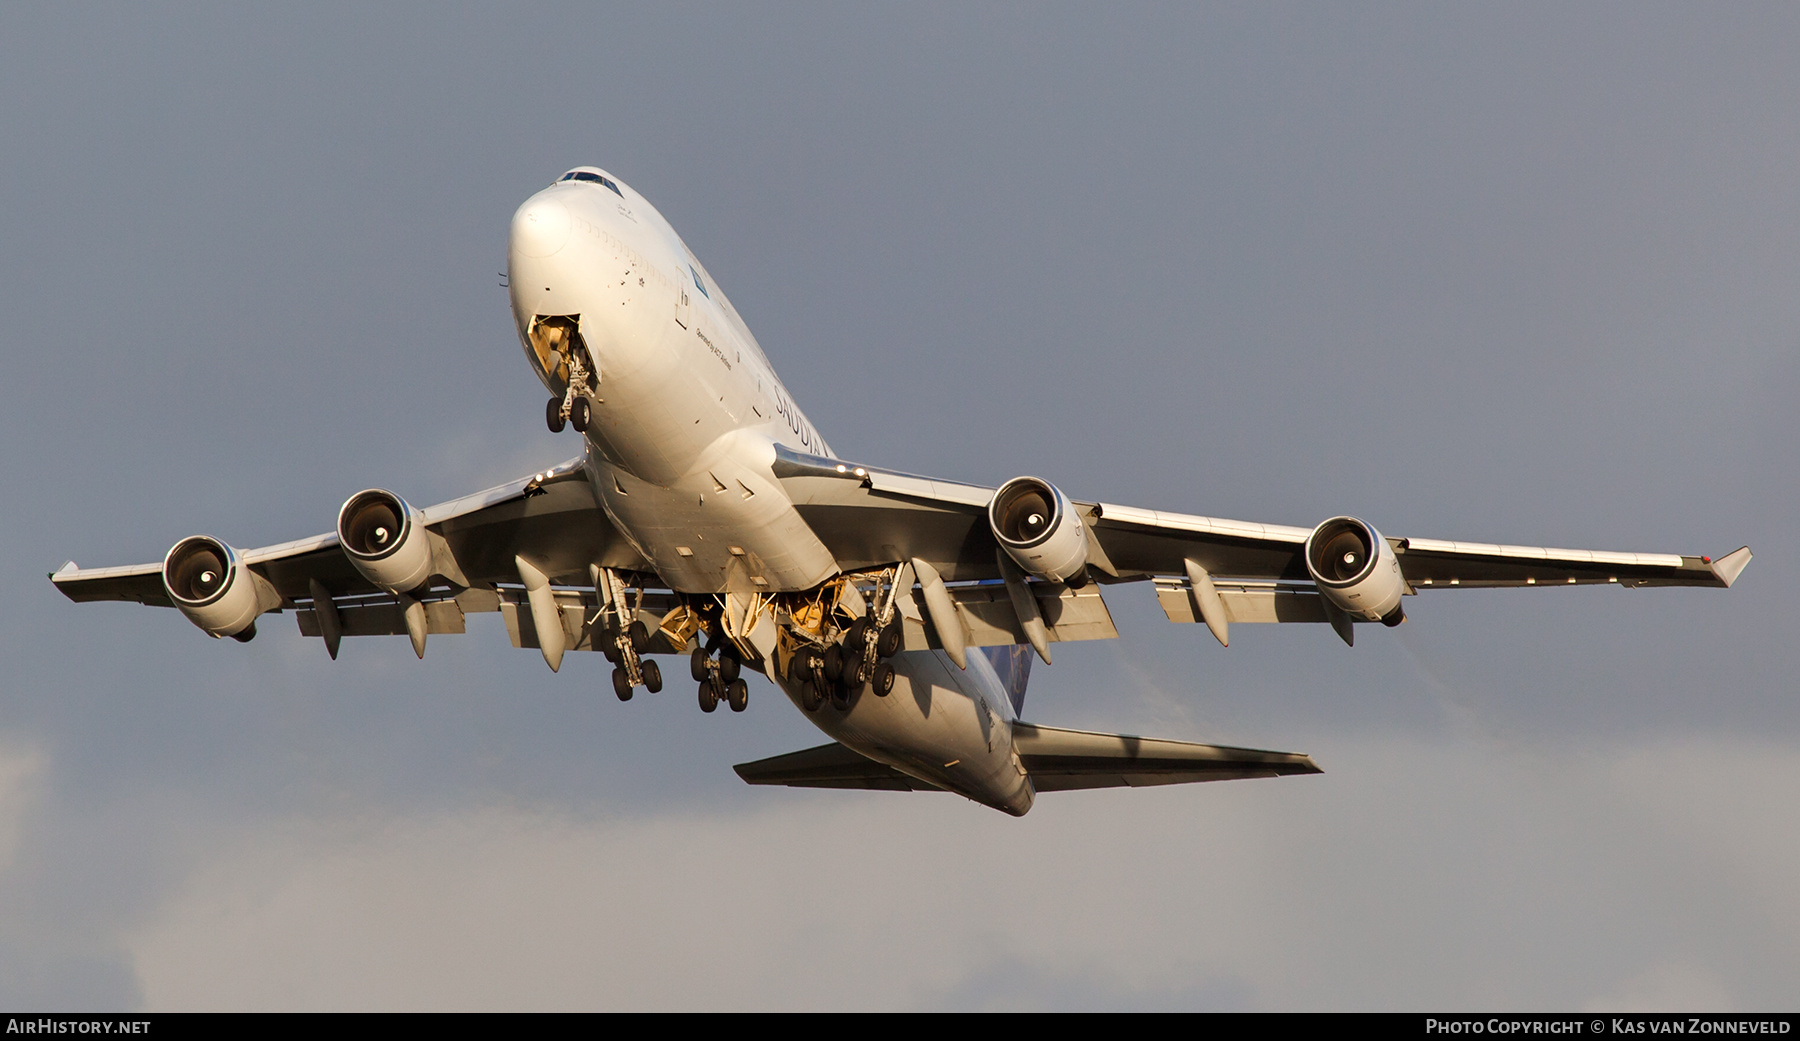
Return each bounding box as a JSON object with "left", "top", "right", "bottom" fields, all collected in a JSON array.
[{"left": 507, "top": 168, "right": 1033, "bottom": 814}]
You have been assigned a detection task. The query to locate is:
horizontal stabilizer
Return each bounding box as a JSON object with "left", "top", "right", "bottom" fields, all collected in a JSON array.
[
  {"left": 734, "top": 725, "right": 1320, "bottom": 794},
  {"left": 733, "top": 743, "right": 940, "bottom": 791},
  {"left": 1013, "top": 722, "right": 1321, "bottom": 791}
]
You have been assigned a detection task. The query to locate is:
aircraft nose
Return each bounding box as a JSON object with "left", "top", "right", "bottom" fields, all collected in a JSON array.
[{"left": 510, "top": 194, "right": 570, "bottom": 258}]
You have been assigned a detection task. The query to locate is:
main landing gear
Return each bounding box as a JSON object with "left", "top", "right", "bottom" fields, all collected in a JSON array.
[
  {"left": 692, "top": 643, "right": 748, "bottom": 713},
  {"left": 787, "top": 610, "right": 901, "bottom": 713},
  {"left": 601, "top": 618, "right": 661, "bottom": 700}
]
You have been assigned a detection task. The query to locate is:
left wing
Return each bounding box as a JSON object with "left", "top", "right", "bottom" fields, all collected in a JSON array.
[{"left": 772, "top": 446, "right": 1749, "bottom": 647}]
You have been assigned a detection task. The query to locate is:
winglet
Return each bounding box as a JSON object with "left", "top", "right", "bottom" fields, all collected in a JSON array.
[{"left": 1709, "top": 546, "right": 1752, "bottom": 588}]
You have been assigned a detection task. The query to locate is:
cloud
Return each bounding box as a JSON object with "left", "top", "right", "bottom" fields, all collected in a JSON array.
[
  {"left": 120, "top": 732, "right": 1800, "bottom": 1010},
  {"left": 0, "top": 743, "right": 138, "bottom": 1011},
  {"left": 1582, "top": 964, "right": 1734, "bottom": 1014},
  {"left": 0, "top": 742, "right": 45, "bottom": 875}
]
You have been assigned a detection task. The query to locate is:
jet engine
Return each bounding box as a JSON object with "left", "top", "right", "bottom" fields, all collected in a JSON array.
[
  {"left": 1304, "top": 516, "right": 1406, "bottom": 625},
  {"left": 337, "top": 489, "right": 434, "bottom": 594},
  {"left": 988, "top": 476, "right": 1089, "bottom": 587},
  {"left": 162, "top": 535, "right": 280, "bottom": 640}
]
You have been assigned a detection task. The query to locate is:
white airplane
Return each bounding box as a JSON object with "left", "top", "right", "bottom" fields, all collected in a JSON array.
[{"left": 51, "top": 166, "right": 1753, "bottom": 816}]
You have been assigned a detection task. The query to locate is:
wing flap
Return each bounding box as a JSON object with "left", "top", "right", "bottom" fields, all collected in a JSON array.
[
  {"left": 496, "top": 590, "right": 687, "bottom": 655},
  {"left": 297, "top": 598, "right": 468, "bottom": 638},
  {"left": 895, "top": 580, "right": 1120, "bottom": 651},
  {"left": 1154, "top": 577, "right": 1333, "bottom": 625}
]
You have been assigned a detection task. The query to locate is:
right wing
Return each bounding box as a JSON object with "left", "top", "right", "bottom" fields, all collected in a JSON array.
[{"left": 49, "top": 458, "right": 676, "bottom": 656}]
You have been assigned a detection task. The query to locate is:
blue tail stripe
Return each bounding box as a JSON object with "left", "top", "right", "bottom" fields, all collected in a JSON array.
[{"left": 978, "top": 644, "right": 1033, "bottom": 714}]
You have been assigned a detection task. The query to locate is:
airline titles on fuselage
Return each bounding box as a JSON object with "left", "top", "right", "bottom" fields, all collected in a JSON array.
[{"left": 770, "top": 382, "right": 822, "bottom": 454}]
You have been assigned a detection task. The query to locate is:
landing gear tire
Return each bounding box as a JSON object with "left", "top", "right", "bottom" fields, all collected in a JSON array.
[
  {"left": 612, "top": 667, "right": 632, "bottom": 701},
  {"left": 831, "top": 680, "right": 859, "bottom": 713},
  {"left": 691, "top": 647, "right": 710, "bottom": 682},
  {"left": 822, "top": 644, "right": 842, "bottom": 683},
  {"left": 789, "top": 653, "right": 812, "bottom": 683},
  {"left": 839, "top": 653, "right": 868, "bottom": 688},
  {"left": 628, "top": 621, "right": 650, "bottom": 653},
  {"left": 698, "top": 679, "right": 719, "bottom": 713},
  {"left": 642, "top": 659, "right": 662, "bottom": 694},
  {"left": 717, "top": 652, "right": 741, "bottom": 683},
  {"left": 876, "top": 619, "right": 902, "bottom": 658},
  {"left": 872, "top": 661, "right": 895, "bottom": 697},
  {"left": 802, "top": 672, "right": 827, "bottom": 712},
  {"left": 546, "top": 397, "right": 566, "bottom": 433},
  {"left": 569, "top": 396, "right": 590, "bottom": 432},
  {"left": 727, "top": 678, "right": 748, "bottom": 712}
]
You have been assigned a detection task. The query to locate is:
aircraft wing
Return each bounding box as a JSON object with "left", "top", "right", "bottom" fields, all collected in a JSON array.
[
  {"left": 773, "top": 445, "right": 1749, "bottom": 647},
  {"left": 54, "top": 442, "right": 1749, "bottom": 657},
  {"left": 49, "top": 457, "right": 674, "bottom": 657}
]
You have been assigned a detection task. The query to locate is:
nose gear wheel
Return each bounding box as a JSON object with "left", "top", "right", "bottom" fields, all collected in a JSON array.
[{"left": 544, "top": 335, "right": 600, "bottom": 434}]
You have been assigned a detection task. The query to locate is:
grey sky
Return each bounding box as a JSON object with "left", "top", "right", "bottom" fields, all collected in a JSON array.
[{"left": 2, "top": 4, "right": 1793, "bottom": 1009}]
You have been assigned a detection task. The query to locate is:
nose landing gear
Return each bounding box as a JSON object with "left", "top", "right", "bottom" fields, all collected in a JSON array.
[{"left": 545, "top": 338, "right": 599, "bottom": 434}]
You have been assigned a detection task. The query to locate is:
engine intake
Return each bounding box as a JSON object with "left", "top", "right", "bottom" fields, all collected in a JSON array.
[
  {"left": 989, "top": 476, "right": 1089, "bottom": 587},
  {"left": 337, "top": 489, "right": 434, "bottom": 594},
  {"left": 1305, "top": 516, "right": 1405, "bottom": 623},
  {"left": 162, "top": 535, "right": 278, "bottom": 640}
]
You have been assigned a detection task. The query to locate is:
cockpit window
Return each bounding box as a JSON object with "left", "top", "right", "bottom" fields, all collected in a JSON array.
[{"left": 557, "top": 170, "right": 624, "bottom": 198}]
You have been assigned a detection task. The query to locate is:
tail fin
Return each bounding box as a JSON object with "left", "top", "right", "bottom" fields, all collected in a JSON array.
[{"left": 980, "top": 644, "right": 1033, "bottom": 714}]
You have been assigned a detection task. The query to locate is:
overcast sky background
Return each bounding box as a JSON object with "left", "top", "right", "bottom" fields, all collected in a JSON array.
[{"left": 1, "top": 4, "right": 1794, "bottom": 1010}]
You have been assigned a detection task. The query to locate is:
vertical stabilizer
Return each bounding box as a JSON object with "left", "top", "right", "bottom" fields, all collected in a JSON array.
[{"left": 980, "top": 644, "right": 1033, "bottom": 714}]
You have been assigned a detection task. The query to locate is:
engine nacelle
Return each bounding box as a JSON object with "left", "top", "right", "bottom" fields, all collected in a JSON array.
[
  {"left": 337, "top": 489, "right": 434, "bottom": 594},
  {"left": 162, "top": 535, "right": 279, "bottom": 640},
  {"left": 1305, "top": 516, "right": 1406, "bottom": 624},
  {"left": 989, "top": 476, "right": 1089, "bottom": 587}
]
